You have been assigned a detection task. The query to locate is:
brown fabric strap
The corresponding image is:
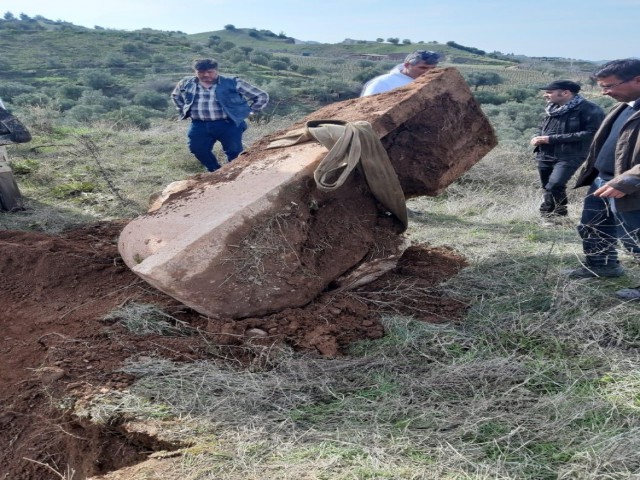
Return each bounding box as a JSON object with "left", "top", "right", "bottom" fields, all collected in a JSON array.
[{"left": 267, "top": 120, "right": 408, "bottom": 231}]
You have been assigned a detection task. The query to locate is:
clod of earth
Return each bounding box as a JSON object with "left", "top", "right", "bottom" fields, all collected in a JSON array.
[{"left": 118, "top": 67, "right": 496, "bottom": 319}]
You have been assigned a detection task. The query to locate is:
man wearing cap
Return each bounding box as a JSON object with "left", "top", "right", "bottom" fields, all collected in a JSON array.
[
  {"left": 530, "top": 80, "right": 605, "bottom": 221},
  {"left": 562, "top": 59, "right": 640, "bottom": 301},
  {"left": 360, "top": 50, "right": 440, "bottom": 97}
]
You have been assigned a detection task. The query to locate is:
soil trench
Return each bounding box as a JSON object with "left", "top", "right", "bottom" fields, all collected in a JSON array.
[{"left": 0, "top": 220, "right": 468, "bottom": 479}]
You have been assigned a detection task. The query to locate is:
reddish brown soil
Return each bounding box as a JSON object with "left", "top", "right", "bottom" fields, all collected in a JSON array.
[{"left": 0, "top": 221, "right": 467, "bottom": 479}]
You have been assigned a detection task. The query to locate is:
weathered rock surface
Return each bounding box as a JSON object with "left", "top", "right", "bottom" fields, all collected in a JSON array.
[{"left": 118, "top": 67, "right": 496, "bottom": 319}]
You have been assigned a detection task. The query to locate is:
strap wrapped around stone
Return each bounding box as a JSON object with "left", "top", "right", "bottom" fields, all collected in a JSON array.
[{"left": 268, "top": 119, "right": 408, "bottom": 231}]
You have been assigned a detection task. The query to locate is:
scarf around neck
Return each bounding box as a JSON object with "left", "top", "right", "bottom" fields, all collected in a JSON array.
[{"left": 545, "top": 94, "right": 584, "bottom": 117}]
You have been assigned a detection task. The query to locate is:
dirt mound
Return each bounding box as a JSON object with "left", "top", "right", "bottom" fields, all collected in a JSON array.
[{"left": 0, "top": 221, "right": 467, "bottom": 479}]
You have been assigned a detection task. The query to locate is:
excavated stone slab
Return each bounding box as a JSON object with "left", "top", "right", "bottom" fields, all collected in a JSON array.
[{"left": 118, "top": 67, "right": 496, "bottom": 319}]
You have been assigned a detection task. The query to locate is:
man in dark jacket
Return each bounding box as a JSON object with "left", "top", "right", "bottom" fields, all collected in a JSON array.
[
  {"left": 531, "top": 80, "right": 605, "bottom": 220},
  {"left": 562, "top": 59, "right": 640, "bottom": 300},
  {"left": 0, "top": 98, "right": 32, "bottom": 211},
  {"left": 171, "top": 58, "right": 269, "bottom": 172}
]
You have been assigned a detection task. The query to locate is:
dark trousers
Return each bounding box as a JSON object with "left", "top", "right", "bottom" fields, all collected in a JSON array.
[
  {"left": 188, "top": 119, "right": 246, "bottom": 172},
  {"left": 578, "top": 177, "right": 640, "bottom": 267},
  {"left": 537, "top": 158, "right": 584, "bottom": 216}
]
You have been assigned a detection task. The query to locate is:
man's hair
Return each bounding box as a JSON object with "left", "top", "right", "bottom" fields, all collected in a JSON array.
[
  {"left": 594, "top": 59, "right": 640, "bottom": 81},
  {"left": 193, "top": 58, "right": 218, "bottom": 71},
  {"left": 404, "top": 50, "right": 440, "bottom": 66}
]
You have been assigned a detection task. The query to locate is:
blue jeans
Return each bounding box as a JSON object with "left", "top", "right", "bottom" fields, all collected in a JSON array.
[
  {"left": 187, "top": 119, "right": 246, "bottom": 172},
  {"left": 537, "top": 158, "right": 584, "bottom": 215},
  {"left": 577, "top": 177, "right": 640, "bottom": 267}
]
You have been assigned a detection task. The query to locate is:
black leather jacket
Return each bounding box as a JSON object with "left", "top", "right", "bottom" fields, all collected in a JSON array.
[{"left": 534, "top": 99, "right": 605, "bottom": 161}]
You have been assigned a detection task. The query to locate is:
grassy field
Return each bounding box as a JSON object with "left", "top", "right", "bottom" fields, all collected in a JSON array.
[
  {"left": 7, "top": 114, "right": 638, "bottom": 479},
  {"left": 2, "top": 21, "right": 638, "bottom": 477}
]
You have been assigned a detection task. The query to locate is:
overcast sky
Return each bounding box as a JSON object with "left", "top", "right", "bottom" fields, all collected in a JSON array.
[{"left": 5, "top": 0, "right": 639, "bottom": 61}]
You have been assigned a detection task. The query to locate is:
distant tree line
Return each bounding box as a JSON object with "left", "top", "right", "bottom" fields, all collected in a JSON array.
[{"left": 446, "top": 41, "right": 486, "bottom": 56}]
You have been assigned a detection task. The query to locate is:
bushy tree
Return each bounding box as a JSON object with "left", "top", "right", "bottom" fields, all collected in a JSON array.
[
  {"left": 466, "top": 72, "right": 504, "bottom": 90},
  {"left": 66, "top": 104, "right": 107, "bottom": 123},
  {"left": 104, "top": 106, "right": 157, "bottom": 130},
  {"left": 121, "top": 42, "right": 138, "bottom": 55},
  {"left": 358, "top": 60, "right": 374, "bottom": 68},
  {"left": 77, "top": 89, "right": 123, "bottom": 111},
  {"left": 0, "top": 82, "right": 36, "bottom": 102},
  {"left": 353, "top": 66, "right": 386, "bottom": 83},
  {"left": 81, "top": 69, "right": 116, "bottom": 91},
  {"left": 269, "top": 60, "right": 288, "bottom": 71},
  {"left": 387, "top": 37, "right": 400, "bottom": 44},
  {"left": 104, "top": 54, "right": 127, "bottom": 68},
  {"left": 299, "top": 66, "right": 318, "bottom": 76},
  {"left": 250, "top": 53, "right": 270, "bottom": 66},
  {"left": 59, "top": 84, "right": 85, "bottom": 101},
  {"left": 133, "top": 91, "right": 168, "bottom": 111},
  {"left": 474, "top": 91, "right": 509, "bottom": 105},
  {"left": 12, "top": 92, "right": 55, "bottom": 107}
]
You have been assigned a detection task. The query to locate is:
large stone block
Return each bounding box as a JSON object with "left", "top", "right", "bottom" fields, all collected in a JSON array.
[{"left": 118, "top": 67, "right": 496, "bottom": 319}]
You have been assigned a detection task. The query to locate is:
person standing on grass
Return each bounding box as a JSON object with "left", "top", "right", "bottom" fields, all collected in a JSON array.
[
  {"left": 171, "top": 58, "right": 269, "bottom": 172},
  {"left": 0, "top": 97, "right": 31, "bottom": 212},
  {"left": 562, "top": 59, "right": 640, "bottom": 301},
  {"left": 530, "top": 80, "right": 605, "bottom": 221},
  {"left": 360, "top": 50, "right": 440, "bottom": 97}
]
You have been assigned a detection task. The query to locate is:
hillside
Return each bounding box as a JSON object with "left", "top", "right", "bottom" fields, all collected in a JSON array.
[{"left": 0, "top": 14, "right": 601, "bottom": 124}]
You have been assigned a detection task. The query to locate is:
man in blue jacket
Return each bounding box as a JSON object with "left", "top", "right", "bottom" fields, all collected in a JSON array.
[{"left": 171, "top": 58, "right": 269, "bottom": 172}]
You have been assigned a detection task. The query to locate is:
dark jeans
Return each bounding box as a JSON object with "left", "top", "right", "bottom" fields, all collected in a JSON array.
[
  {"left": 577, "top": 177, "right": 640, "bottom": 267},
  {"left": 188, "top": 119, "right": 246, "bottom": 172},
  {"left": 537, "top": 158, "right": 584, "bottom": 216}
]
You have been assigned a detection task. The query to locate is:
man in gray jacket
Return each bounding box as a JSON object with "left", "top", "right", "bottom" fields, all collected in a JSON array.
[{"left": 563, "top": 59, "right": 640, "bottom": 300}]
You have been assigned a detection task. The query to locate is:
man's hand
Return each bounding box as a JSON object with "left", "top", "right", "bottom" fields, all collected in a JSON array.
[
  {"left": 530, "top": 136, "right": 550, "bottom": 146},
  {"left": 593, "top": 184, "right": 626, "bottom": 198}
]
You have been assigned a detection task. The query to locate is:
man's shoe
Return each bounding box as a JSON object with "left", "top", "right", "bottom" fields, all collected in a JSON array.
[
  {"left": 407, "top": 208, "right": 426, "bottom": 219},
  {"left": 562, "top": 265, "right": 625, "bottom": 278},
  {"left": 615, "top": 287, "right": 640, "bottom": 301}
]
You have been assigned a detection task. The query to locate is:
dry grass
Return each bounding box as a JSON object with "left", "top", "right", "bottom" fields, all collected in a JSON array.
[{"left": 6, "top": 112, "right": 640, "bottom": 479}]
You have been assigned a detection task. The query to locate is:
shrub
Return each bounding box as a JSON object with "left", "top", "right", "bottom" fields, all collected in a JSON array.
[
  {"left": 104, "top": 105, "right": 156, "bottom": 130},
  {"left": 299, "top": 66, "right": 318, "bottom": 76},
  {"left": 269, "top": 60, "right": 288, "bottom": 71},
  {"left": 133, "top": 91, "right": 168, "bottom": 111},
  {"left": 474, "top": 91, "right": 509, "bottom": 105},
  {"left": 66, "top": 104, "right": 107, "bottom": 123},
  {"left": 52, "top": 181, "right": 97, "bottom": 198},
  {"left": 58, "top": 84, "right": 86, "bottom": 101},
  {"left": 0, "top": 82, "right": 36, "bottom": 102}
]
